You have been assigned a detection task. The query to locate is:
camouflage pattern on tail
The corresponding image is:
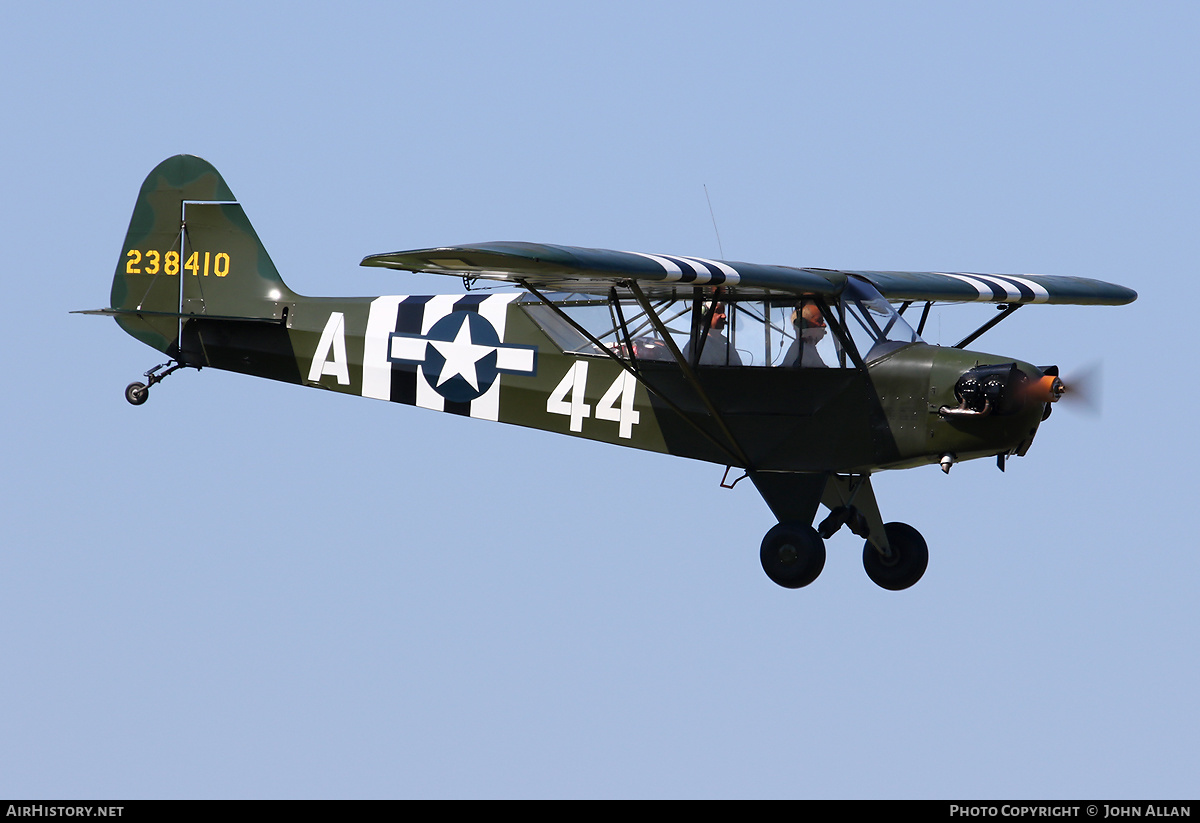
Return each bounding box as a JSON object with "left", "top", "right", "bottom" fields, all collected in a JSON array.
[{"left": 109, "top": 155, "right": 296, "bottom": 355}]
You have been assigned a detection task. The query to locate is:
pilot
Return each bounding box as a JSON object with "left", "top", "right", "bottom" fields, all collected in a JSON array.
[
  {"left": 782, "top": 300, "right": 828, "bottom": 367},
  {"left": 684, "top": 301, "right": 742, "bottom": 366}
]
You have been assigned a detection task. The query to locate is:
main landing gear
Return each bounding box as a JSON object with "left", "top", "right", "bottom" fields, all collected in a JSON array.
[
  {"left": 760, "top": 522, "right": 826, "bottom": 588},
  {"left": 124, "top": 360, "right": 187, "bottom": 406},
  {"left": 861, "top": 522, "right": 928, "bottom": 591},
  {"left": 753, "top": 473, "right": 929, "bottom": 591}
]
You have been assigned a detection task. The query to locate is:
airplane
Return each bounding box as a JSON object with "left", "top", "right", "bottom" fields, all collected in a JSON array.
[{"left": 79, "top": 155, "right": 1137, "bottom": 591}]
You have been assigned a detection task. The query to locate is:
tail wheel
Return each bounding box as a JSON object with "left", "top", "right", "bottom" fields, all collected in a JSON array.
[
  {"left": 760, "top": 522, "right": 826, "bottom": 589},
  {"left": 124, "top": 382, "right": 149, "bottom": 406},
  {"left": 863, "top": 522, "right": 928, "bottom": 590}
]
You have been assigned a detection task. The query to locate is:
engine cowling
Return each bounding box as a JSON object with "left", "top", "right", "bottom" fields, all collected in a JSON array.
[{"left": 940, "top": 363, "right": 1031, "bottom": 417}]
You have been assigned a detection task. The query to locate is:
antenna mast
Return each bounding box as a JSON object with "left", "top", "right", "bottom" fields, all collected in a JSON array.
[{"left": 703, "top": 184, "right": 725, "bottom": 260}]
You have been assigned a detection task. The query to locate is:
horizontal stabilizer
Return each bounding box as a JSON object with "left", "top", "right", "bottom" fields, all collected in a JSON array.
[{"left": 73, "top": 308, "right": 284, "bottom": 323}]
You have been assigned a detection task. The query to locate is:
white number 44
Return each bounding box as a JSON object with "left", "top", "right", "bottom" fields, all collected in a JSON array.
[{"left": 547, "top": 362, "right": 640, "bottom": 438}]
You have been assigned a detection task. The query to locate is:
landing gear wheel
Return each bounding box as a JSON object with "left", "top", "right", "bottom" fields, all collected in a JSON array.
[
  {"left": 760, "top": 522, "right": 826, "bottom": 589},
  {"left": 863, "top": 522, "right": 928, "bottom": 591},
  {"left": 124, "top": 382, "right": 149, "bottom": 406}
]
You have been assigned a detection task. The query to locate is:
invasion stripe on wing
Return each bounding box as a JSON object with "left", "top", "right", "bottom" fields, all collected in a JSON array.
[
  {"left": 937, "top": 273, "right": 996, "bottom": 300},
  {"left": 679, "top": 255, "right": 740, "bottom": 286},
  {"left": 931, "top": 272, "right": 1052, "bottom": 303},
  {"left": 621, "top": 251, "right": 741, "bottom": 287},
  {"left": 970, "top": 274, "right": 1023, "bottom": 301},
  {"left": 990, "top": 274, "right": 1049, "bottom": 303},
  {"left": 623, "top": 251, "right": 683, "bottom": 283},
  {"left": 662, "top": 255, "right": 710, "bottom": 284}
]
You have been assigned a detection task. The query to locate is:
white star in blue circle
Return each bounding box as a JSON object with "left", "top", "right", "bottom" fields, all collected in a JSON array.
[
  {"left": 388, "top": 310, "right": 538, "bottom": 404},
  {"left": 421, "top": 312, "right": 503, "bottom": 402}
]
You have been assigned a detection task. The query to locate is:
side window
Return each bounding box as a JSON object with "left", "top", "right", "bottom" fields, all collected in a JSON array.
[
  {"left": 521, "top": 292, "right": 858, "bottom": 368},
  {"left": 520, "top": 293, "right": 690, "bottom": 361},
  {"left": 762, "top": 300, "right": 848, "bottom": 368}
]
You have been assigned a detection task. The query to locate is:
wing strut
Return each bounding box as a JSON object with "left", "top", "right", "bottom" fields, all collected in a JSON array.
[
  {"left": 954, "top": 303, "right": 1022, "bottom": 349},
  {"left": 916, "top": 301, "right": 933, "bottom": 337},
  {"left": 608, "top": 287, "right": 641, "bottom": 380},
  {"left": 627, "top": 281, "right": 751, "bottom": 468},
  {"left": 518, "top": 280, "right": 749, "bottom": 467}
]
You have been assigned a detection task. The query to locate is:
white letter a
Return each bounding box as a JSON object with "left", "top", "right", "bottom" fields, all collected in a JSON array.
[{"left": 308, "top": 312, "right": 350, "bottom": 385}]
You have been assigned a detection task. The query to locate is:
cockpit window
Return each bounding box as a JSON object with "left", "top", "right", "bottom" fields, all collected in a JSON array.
[
  {"left": 518, "top": 281, "right": 920, "bottom": 369},
  {"left": 839, "top": 279, "right": 923, "bottom": 362},
  {"left": 520, "top": 292, "right": 850, "bottom": 368}
]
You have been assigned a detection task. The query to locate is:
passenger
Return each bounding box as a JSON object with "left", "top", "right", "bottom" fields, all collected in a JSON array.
[
  {"left": 684, "top": 302, "right": 742, "bottom": 366},
  {"left": 630, "top": 336, "right": 671, "bottom": 361}
]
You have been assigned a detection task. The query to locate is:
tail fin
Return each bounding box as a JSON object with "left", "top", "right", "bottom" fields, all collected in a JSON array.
[{"left": 107, "top": 155, "right": 297, "bottom": 355}]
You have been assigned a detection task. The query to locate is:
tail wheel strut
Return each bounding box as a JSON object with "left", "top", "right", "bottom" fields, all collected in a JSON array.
[{"left": 124, "top": 360, "right": 187, "bottom": 406}]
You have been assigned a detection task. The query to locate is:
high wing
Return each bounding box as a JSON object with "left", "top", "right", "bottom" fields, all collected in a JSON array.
[
  {"left": 361, "top": 242, "right": 841, "bottom": 297},
  {"left": 361, "top": 242, "right": 1137, "bottom": 305}
]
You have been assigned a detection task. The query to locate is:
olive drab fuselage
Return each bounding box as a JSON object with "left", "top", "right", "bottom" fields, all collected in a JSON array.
[{"left": 143, "top": 288, "right": 1051, "bottom": 476}]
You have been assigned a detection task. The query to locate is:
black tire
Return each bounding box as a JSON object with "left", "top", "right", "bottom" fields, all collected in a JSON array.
[
  {"left": 863, "top": 522, "right": 928, "bottom": 591},
  {"left": 124, "top": 382, "right": 148, "bottom": 406},
  {"left": 760, "top": 522, "right": 826, "bottom": 589}
]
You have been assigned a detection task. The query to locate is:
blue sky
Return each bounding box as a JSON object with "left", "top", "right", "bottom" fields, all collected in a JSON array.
[{"left": 1, "top": 1, "right": 1195, "bottom": 798}]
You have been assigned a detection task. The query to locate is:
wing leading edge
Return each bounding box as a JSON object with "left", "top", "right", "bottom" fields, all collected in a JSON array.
[{"left": 361, "top": 242, "right": 1137, "bottom": 306}]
